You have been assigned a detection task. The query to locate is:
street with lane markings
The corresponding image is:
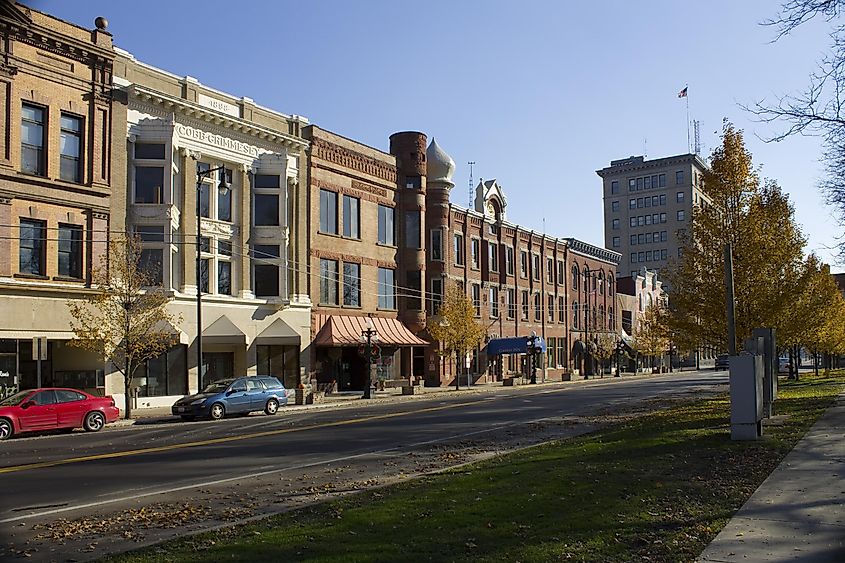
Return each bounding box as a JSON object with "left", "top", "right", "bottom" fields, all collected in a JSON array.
[{"left": 0, "top": 371, "right": 727, "bottom": 561}]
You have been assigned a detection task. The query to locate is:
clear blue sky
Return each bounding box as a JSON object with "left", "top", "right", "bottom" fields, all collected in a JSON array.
[{"left": 29, "top": 0, "right": 840, "bottom": 269}]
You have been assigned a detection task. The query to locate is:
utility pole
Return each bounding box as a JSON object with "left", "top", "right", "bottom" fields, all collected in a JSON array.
[{"left": 725, "top": 243, "right": 737, "bottom": 355}]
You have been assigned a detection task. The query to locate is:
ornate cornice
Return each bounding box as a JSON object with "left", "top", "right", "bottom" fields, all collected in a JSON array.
[
  {"left": 310, "top": 137, "right": 396, "bottom": 183},
  {"left": 0, "top": 21, "right": 114, "bottom": 69},
  {"left": 566, "top": 238, "right": 620, "bottom": 265},
  {"left": 310, "top": 248, "right": 393, "bottom": 269},
  {"left": 313, "top": 178, "right": 393, "bottom": 206}
]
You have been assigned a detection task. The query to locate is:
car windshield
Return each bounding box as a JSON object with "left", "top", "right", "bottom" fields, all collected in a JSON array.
[
  {"left": 0, "top": 390, "right": 32, "bottom": 407},
  {"left": 202, "top": 381, "right": 232, "bottom": 394}
]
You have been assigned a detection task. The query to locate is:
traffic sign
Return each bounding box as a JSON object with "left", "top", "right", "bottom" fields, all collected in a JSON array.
[{"left": 32, "top": 337, "right": 47, "bottom": 361}]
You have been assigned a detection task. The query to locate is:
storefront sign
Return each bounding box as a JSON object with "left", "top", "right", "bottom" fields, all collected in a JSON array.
[
  {"left": 197, "top": 93, "right": 240, "bottom": 118},
  {"left": 175, "top": 124, "right": 261, "bottom": 158}
]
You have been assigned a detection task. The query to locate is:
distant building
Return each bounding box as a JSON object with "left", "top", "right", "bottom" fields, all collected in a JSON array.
[
  {"left": 616, "top": 267, "right": 667, "bottom": 337},
  {"left": 597, "top": 154, "right": 710, "bottom": 282}
]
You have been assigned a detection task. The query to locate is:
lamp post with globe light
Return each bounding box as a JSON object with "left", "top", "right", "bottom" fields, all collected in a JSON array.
[
  {"left": 190, "top": 154, "right": 230, "bottom": 389},
  {"left": 359, "top": 317, "right": 379, "bottom": 399}
]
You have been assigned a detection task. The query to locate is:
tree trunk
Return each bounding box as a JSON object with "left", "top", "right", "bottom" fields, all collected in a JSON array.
[
  {"left": 123, "top": 359, "right": 133, "bottom": 420},
  {"left": 813, "top": 347, "right": 819, "bottom": 377}
]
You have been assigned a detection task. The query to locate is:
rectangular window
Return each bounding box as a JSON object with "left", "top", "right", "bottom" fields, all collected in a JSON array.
[
  {"left": 548, "top": 294, "right": 555, "bottom": 322},
  {"left": 431, "top": 229, "right": 443, "bottom": 260},
  {"left": 342, "top": 195, "right": 360, "bottom": 238},
  {"left": 59, "top": 114, "right": 83, "bottom": 183},
  {"left": 490, "top": 287, "right": 499, "bottom": 318},
  {"left": 630, "top": 252, "right": 637, "bottom": 263},
  {"left": 534, "top": 293, "right": 542, "bottom": 321},
  {"left": 651, "top": 196, "right": 658, "bottom": 206},
  {"left": 57, "top": 224, "right": 83, "bottom": 279},
  {"left": 520, "top": 250, "right": 528, "bottom": 277},
  {"left": 254, "top": 244, "right": 280, "bottom": 297},
  {"left": 136, "top": 225, "right": 165, "bottom": 242},
  {"left": 612, "top": 236, "right": 620, "bottom": 248},
  {"left": 629, "top": 217, "right": 637, "bottom": 228},
  {"left": 629, "top": 199, "right": 636, "bottom": 210},
  {"left": 507, "top": 288, "right": 516, "bottom": 319},
  {"left": 135, "top": 143, "right": 165, "bottom": 159},
  {"left": 19, "top": 219, "right": 46, "bottom": 276},
  {"left": 638, "top": 252, "right": 645, "bottom": 262},
  {"left": 139, "top": 249, "right": 163, "bottom": 286},
  {"left": 628, "top": 178, "right": 636, "bottom": 191},
  {"left": 377, "top": 205, "right": 395, "bottom": 245},
  {"left": 612, "top": 218, "right": 620, "bottom": 230},
  {"left": 677, "top": 191, "right": 685, "bottom": 203},
  {"left": 661, "top": 249, "right": 668, "bottom": 260},
  {"left": 135, "top": 167, "right": 164, "bottom": 204},
  {"left": 611, "top": 180, "right": 619, "bottom": 194},
  {"left": 199, "top": 258, "right": 210, "bottom": 293},
  {"left": 646, "top": 251, "right": 652, "bottom": 261},
  {"left": 645, "top": 214, "right": 652, "bottom": 226},
  {"left": 644, "top": 197, "right": 651, "bottom": 208},
  {"left": 488, "top": 243, "right": 498, "bottom": 272},
  {"left": 198, "top": 183, "right": 211, "bottom": 218},
  {"left": 405, "top": 175, "right": 422, "bottom": 189},
  {"left": 637, "top": 177, "right": 643, "bottom": 190},
  {"left": 547, "top": 257, "right": 554, "bottom": 283},
  {"left": 661, "top": 231, "right": 668, "bottom": 242},
  {"left": 471, "top": 284, "right": 481, "bottom": 316},
  {"left": 631, "top": 235, "right": 637, "bottom": 245},
  {"left": 255, "top": 194, "right": 280, "bottom": 226},
  {"left": 644, "top": 176, "right": 651, "bottom": 189},
  {"left": 430, "top": 277, "right": 443, "bottom": 315},
  {"left": 532, "top": 254, "right": 540, "bottom": 280},
  {"left": 677, "top": 210, "right": 686, "bottom": 221},
  {"left": 646, "top": 232, "right": 653, "bottom": 243},
  {"left": 506, "top": 247, "right": 515, "bottom": 275},
  {"left": 320, "top": 258, "right": 339, "bottom": 305},
  {"left": 611, "top": 201, "right": 619, "bottom": 212},
  {"left": 218, "top": 261, "right": 232, "bottom": 295},
  {"left": 254, "top": 174, "right": 280, "bottom": 188},
  {"left": 407, "top": 270, "right": 422, "bottom": 310},
  {"left": 405, "top": 210, "right": 421, "bottom": 248},
  {"left": 521, "top": 290, "right": 529, "bottom": 320},
  {"left": 454, "top": 233, "right": 464, "bottom": 265},
  {"left": 378, "top": 268, "right": 396, "bottom": 309},
  {"left": 471, "top": 239, "right": 480, "bottom": 269},
  {"left": 557, "top": 260, "right": 564, "bottom": 284},
  {"left": 21, "top": 103, "right": 46, "bottom": 176},
  {"left": 343, "top": 262, "right": 360, "bottom": 307},
  {"left": 319, "top": 189, "right": 338, "bottom": 234},
  {"left": 218, "top": 184, "right": 232, "bottom": 222},
  {"left": 558, "top": 296, "right": 565, "bottom": 323},
  {"left": 676, "top": 170, "right": 685, "bottom": 185}
]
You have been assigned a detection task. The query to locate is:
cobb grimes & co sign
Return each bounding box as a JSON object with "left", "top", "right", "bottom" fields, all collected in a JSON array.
[{"left": 175, "top": 125, "right": 261, "bottom": 157}]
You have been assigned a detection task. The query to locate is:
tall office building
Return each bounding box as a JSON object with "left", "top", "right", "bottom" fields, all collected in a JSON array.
[{"left": 597, "top": 154, "right": 709, "bottom": 281}]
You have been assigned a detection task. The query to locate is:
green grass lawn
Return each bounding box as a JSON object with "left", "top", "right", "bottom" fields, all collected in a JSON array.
[{"left": 108, "top": 373, "right": 845, "bottom": 563}]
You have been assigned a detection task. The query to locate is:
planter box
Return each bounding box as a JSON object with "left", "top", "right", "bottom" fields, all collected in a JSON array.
[
  {"left": 503, "top": 377, "right": 517, "bottom": 386},
  {"left": 295, "top": 388, "right": 314, "bottom": 405},
  {"left": 401, "top": 385, "right": 415, "bottom": 395}
]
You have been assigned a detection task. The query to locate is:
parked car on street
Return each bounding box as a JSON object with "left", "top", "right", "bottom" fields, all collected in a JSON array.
[
  {"left": 171, "top": 376, "right": 287, "bottom": 421},
  {"left": 0, "top": 388, "right": 120, "bottom": 440},
  {"left": 715, "top": 354, "right": 730, "bottom": 371},
  {"left": 779, "top": 356, "right": 791, "bottom": 373}
]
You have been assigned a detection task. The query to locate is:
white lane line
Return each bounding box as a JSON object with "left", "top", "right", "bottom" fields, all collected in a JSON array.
[{"left": 0, "top": 416, "right": 548, "bottom": 524}]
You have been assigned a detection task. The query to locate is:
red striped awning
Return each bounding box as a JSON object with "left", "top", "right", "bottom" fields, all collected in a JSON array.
[{"left": 313, "top": 315, "right": 428, "bottom": 347}]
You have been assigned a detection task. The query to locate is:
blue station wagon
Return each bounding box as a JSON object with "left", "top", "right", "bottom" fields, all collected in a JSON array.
[{"left": 171, "top": 376, "right": 288, "bottom": 420}]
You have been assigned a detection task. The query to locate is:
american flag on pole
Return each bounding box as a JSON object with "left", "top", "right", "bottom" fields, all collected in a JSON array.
[{"left": 678, "top": 86, "right": 688, "bottom": 98}]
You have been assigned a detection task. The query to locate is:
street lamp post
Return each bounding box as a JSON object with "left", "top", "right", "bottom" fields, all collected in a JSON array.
[
  {"left": 615, "top": 338, "right": 623, "bottom": 377},
  {"left": 192, "top": 157, "right": 230, "bottom": 390},
  {"left": 360, "top": 317, "right": 379, "bottom": 399},
  {"left": 527, "top": 330, "right": 539, "bottom": 384}
]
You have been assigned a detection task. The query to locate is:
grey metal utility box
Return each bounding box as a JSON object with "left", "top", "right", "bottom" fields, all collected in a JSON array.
[
  {"left": 752, "top": 328, "right": 778, "bottom": 417},
  {"left": 730, "top": 354, "right": 763, "bottom": 440}
]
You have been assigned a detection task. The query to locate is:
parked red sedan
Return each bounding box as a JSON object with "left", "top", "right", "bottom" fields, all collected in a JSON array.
[{"left": 0, "top": 388, "right": 120, "bottom": 440}]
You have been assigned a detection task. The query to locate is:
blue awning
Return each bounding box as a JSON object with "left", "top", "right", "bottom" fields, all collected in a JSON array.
[{"left": 486, "top": 336, "right": 547, "bottom": 355}]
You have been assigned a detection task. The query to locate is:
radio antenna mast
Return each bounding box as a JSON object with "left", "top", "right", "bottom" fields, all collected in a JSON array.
[{"left": 468, "top": 161, "right": 476, "bottom": 208}]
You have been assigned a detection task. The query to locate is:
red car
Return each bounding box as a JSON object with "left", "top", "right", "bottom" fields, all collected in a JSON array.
[{"left": 0, "top": 388, "right": 120, "bottom": 440}]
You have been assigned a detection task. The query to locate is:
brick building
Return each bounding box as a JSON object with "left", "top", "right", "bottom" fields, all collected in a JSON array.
[
  {"left": 304, "top": 126, "right": 427, "bottom": 392},
  {"left": 0, "top": 4, "right": 125, "bottom": 394}
]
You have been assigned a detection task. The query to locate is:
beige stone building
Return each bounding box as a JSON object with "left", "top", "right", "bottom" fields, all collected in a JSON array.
[
  {"left": 111, "top": 50, "right": 311, "bottom": 408},
  {"left": 0, "top": 4, "right": 125, "bottom": 395},
  {"left": 597, "top": 153, "right": 710, "bottom": 281}
]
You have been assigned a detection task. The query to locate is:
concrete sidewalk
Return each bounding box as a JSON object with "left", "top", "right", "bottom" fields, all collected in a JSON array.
[{"left": 698, "top": 391, "right": 845, "bottom": 562}]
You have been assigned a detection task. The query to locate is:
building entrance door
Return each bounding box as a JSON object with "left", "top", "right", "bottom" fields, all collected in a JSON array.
[{"left": 203, "top": 352, "right": 234, "bottom": 386}]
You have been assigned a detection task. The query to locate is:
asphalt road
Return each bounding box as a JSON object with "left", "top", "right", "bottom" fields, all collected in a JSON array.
[{"left": 0, "top": 371, "right": 727, "bottom": 559}]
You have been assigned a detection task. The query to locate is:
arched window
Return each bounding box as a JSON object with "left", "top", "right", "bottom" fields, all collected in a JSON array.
[
  {"left": 572, "top": 265, "right": 580, "bottom": 291},
  {"left": 572, "top": 301, "right": 579, "bottom": 328},
  {"left": 599, "top": 305, "right": 606, "bottom": 328},
  {"left": 608, "top": 276, "right": 615, "bottom": 296},
  {"left": 598, "top": 271, "right": 605, "bottom": 295},
  {"left": 647, "top": 293, "right": 654, "bottom": 308},
  {"left": 608, "top": 307, "right": 614, "bottom": 328}
]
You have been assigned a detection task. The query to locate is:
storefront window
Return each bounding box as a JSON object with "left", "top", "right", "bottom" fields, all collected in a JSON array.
[
  {"left": 135, "top": 345, "right": 187, "bottom": 397},
  {"left": 257, "top": 345, "right": 300, "bottom": 390}
]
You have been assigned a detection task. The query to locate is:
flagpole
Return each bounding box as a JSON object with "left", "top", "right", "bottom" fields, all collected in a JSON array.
[{"left": 685, "top": 83, "right": 690, "bottom": 154}]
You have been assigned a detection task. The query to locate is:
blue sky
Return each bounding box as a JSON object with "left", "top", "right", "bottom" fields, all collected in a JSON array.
[{"left": 30, "top": 0, "right": 840, "bottom": 269}]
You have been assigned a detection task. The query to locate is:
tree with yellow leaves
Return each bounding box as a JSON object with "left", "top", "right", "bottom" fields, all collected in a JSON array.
[
  {"left": 632, "top": 304, "right": 670, "bottom": 370},
  {"left": 67, "top": 235, "right": 181, "bottom": 418},
  {"left": 665, "top": 121, "right": 806, "bottom": 354},
  {"left": 427, "top": 282, "right": 485, "bottom": 389}
]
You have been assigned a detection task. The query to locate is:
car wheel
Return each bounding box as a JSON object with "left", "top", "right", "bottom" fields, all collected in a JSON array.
[
  {"left": 0, "top": 418, "right": 13, "bottom": 440},
  {"left": 180, "top": 415, "right": 196, "bottom": 422},
  {"left": 265, "top": 398, "right": 279, "bottom": 415},
  {"left": 209, "top": 403, "right": 226, "bottom": 420},
  {"left": 83, "top": 411, "right": 106, "bottom": 432}
]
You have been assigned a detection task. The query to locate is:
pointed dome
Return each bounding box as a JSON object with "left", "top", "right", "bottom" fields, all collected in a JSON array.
[{"left": 426, "top": 137, "right": 455, "bottom": 184}]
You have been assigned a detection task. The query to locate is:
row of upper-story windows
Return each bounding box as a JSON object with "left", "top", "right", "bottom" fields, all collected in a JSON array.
[
  {"left": 570, "top": 301, "right": 616, "bottom": 331},
  {"left": 628, "top": 173, "right": 669, "bottom": 192},
  {"left": 21, "top": 103, "right": 84, "bottom": 183},
  {"left": 317, "top": 260, "right": 400, "bottom": 311},
  {"left": 631, "top": 249, "right": 669, "bottom": 264},
  {"left": 317, "top": 189, "right": 420, "bottom": 251},
  {"left": 570, "top": 265, "right": 615, "bottom": 297},
  {"left": 17, "top": 219, "right": 84, "bottom": 280}
]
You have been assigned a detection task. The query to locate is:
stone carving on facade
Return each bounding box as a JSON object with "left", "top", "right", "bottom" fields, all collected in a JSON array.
[{"left": 311, "top": 138, "right": 396, "bottom": 183}]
